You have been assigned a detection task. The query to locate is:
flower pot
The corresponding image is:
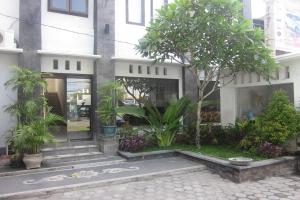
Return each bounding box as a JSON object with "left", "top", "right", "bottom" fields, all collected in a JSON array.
[
  {"left": 0, "top": 155, "right": 11, "bottom": 167},
  {"left": 102, "top": 125, "right": 117, "bottom": 136},
  {"left": 23, "top": 153, "right": 43, "bottom": 169}
]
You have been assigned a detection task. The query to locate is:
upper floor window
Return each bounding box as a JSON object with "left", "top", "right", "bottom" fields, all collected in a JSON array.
[
  {"left": 126, "top": 0, "right": 145, "bottom": 26},
  {"left": 48, "top": 0, "right": 88, "bottom": 17}
]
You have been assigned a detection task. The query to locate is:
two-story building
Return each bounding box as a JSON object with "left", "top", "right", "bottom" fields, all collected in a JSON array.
[{"left": 0, "top": 0, "right": 187, "bottom": 156}]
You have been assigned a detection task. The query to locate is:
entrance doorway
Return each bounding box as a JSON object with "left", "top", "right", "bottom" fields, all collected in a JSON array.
[{"left": 45, "top": 76, "right": 93, "bottom": 142}]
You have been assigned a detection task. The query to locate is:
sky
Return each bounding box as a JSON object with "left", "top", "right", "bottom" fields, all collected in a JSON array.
[{"left": 251, "top": 0, "right": 267, "bottom": 19}]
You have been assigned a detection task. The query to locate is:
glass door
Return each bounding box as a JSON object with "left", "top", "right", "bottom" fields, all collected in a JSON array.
[
  {"left": 45, "top": 78, "right": 67, "bottom": 142},
  {"left": 66, "top": 78, "right": 91, "bottom": 133}
]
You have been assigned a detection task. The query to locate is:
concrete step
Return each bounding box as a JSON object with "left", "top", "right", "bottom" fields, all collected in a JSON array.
[
  {"left": 43, "top": 156, "right": 126, "bottom": 168},
  {"left": 41, "top": 145, "right": 99, "bottom": 156},
  {"left": 0, "top": 156, "right": 126, "bottom": 177},
  {"left": 43, "top": 152, "right": 104, "bottom": 166},
  {"left": 43, "top": 140, "right": 96, "bottom": 148}
]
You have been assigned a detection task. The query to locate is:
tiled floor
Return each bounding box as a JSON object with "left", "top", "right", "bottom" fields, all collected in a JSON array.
[{"left": 25, "top": 170, "right": 300, "bottom": 200}]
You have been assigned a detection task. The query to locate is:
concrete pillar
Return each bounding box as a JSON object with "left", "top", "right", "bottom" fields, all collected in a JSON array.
[
  {"left": 183, "top": 68, "right": 198, "bottom": 127},
  {"left": 94, "top": 0, "right": 118, "bottom": 153},
  {"left": 220, "top": 87, "right": 237, "bottom": 125},
  {"left": 18, "top": 0, "right": 41, "bottom": 71}
]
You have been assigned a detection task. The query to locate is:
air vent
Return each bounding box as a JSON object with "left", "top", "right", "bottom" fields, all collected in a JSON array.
[
  {"left": 0, "top": 32, "right": 3, "bottom": 44},
  {"left": 0, "top": 30, "right": 16, "bottom": 48}
]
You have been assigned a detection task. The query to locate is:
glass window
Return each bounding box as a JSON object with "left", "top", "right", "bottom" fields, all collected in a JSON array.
[
  {"left": 50, "top": 0, "right": 68, "bottom": 11},
  {"left": 126, "top": 0, "right": 145, "bottom": 25},
  {"left": 138, "top": 65, "right": 142, "bottom": 74},
  {"left": 49, "top": 0, "right": 88, "bottom": 17},
  {"left": 71, "top": 0, "right": 88, "bottom": 15}
]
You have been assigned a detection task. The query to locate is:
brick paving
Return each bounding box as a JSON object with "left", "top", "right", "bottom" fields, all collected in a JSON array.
[{"left": 25, "top": 169, "right": 300, "bottom": 200}]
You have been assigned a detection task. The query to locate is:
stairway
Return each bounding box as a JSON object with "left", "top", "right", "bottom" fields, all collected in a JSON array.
[
  {"left": 42, "top": 141, "right": 124, "bottom": 168},
  {"left": 45, "top": 92, "right": 63, "bottom": 116}
]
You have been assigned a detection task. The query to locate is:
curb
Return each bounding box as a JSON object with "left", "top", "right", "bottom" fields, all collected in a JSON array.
[
  {"left": 0, "top": 159, "right": 125, "bottom": 178},
  {"left": 0, "top": 165, "right": 205, "bottom": 200},
  {"left": 118, "top": 150, "right": 299, "bottom": 183}
]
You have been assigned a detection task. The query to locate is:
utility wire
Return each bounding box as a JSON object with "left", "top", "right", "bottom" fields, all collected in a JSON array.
[{"left": 0, "top": 12, "right": 136, "bottom": 46}]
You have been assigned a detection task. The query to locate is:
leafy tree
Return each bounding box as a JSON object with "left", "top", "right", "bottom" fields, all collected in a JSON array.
[
  {"left": 117, "top": 77, "right": 153, "bottom": 108},
  {"left": 136, "top": 0, "right": 277, "bottom": 147}
]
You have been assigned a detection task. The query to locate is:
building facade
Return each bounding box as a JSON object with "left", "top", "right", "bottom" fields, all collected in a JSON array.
[{"left": 0, "top": 0, "right": 186, "bottom": 154}]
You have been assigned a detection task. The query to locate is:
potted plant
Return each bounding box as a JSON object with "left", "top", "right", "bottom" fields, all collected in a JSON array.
[
  {"left": 0, "top": 154, "right": 11, "bottom": 167},
  {"left": 9, "top": 112, "right": 63, "bottom": 169},
  {"left": 5, "top": 66, "right": 64, "bottom": 169},
  {"left": 97, "top": 81, "right": 144, "bottom": 136}
]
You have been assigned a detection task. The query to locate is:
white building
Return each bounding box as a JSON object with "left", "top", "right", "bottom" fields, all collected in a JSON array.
[
  {"left": 0, "top": 0, "right": 183, "bottom": 155},
  {"left": 221, "top": 53, "right": 300, "bottom": 125}
]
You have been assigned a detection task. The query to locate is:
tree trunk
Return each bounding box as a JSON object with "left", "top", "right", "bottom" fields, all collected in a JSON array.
[{"left": 195, "top": 100, "right": 203, "bottom": 148}]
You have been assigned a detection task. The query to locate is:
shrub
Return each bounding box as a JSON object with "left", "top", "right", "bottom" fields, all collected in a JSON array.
[
  {"left": 119, "top": 135, "right": 145, "bottom": 152},
  {"left": 258, "top": 90, "right": 300, "bottom": 145},
  {"left": 145, "top": 97, "right": 191, "bottom": 147},
  {"left": 239, "top": 91, "right": 300, "bottom": 155},
  {"left": 258, "top": 142, "right": 283, "bottom": 158}
]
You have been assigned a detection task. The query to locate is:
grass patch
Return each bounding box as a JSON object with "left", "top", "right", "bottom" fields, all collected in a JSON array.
[{"left": 141, "top": 144, "right": 267, "bottom": 161}]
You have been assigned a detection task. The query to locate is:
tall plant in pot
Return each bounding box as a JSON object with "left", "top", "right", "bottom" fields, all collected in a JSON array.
[
  {"left": 9, "top": 111, "right": 63, "bottom": 169},
  {"left": 5, "top": 66, "right": 63, "bottom": 169},
  {"left": 97, "top": 81, "right": 144, "bottom": 136}
]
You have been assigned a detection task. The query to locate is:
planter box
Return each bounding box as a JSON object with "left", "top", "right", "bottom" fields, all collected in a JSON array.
[{"left": 118, "top": 150, "right": 299, "bottom": 183}]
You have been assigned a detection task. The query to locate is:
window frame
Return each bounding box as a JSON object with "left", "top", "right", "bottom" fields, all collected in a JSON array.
[
  {"left": 126, "top": 0, "right": 145, "bottom": 26},
  {"left": 48, "top": 0, "right": 89, "bottom": 17}
]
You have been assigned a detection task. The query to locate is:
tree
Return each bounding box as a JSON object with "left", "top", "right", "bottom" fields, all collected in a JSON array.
[
  {"left": 117, "top": 77, "right": 153, "bottom": 108},
  {"left": 136, "top": 0, "right": 277, "bottom": 147}
]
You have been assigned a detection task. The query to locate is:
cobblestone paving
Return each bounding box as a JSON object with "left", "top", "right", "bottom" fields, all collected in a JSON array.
[{"left": 27, "top": 169, "right": 300, "bottom": 200}]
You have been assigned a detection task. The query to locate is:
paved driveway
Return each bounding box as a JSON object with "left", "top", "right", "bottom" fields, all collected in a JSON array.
[{"left": 26, "top": 169, "right": 300, "bottom": 200}]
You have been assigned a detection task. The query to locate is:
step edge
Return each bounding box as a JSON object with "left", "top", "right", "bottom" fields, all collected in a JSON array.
[
  {"left": 42, "top": 145, "right": 98, "bottom": 152},
  {"left": 43, "top": 152, "right": 103, "bottom": 160}
]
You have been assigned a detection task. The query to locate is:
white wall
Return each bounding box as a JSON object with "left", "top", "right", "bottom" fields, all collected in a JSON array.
[
  {"left": 41, "top": 56, "right": 94, "bottom": 75},
  {"left": 0, "top": 53, "right": 18, "bottom": 149},
  {"left": 115, "top": 0, "right": 165, "bottom": 58},
  {"left": 0, "top": 0, "right": 20, "bottom": 42},
  {"left": 41, "top": 0, "right": 94, "bottom": 54},
  {"left": 220, "top": 57, "right": 300, "bottom": 125}
]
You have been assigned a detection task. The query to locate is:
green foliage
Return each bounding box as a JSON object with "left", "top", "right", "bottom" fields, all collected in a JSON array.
[
  {"left": 97, "top": 81, "right": 145, "bottom": 125},
  {"left": 5, "top": 66, "right": 64, "bottom": 155},
  {"left": 9, "top": 112, "right": 64, "bottom": 154},
  {"left": 142, "top": 144, "right": 267, "bottom": 161},
  {"left": 258, "top": 90, "right": 300, "bottom": 144},
  {"left": 136, "top": 0, "right": 277, "bottom": 147},
  {"left": 5, "top": 66, "right": 48, "bottom": 126},
  {"left": 145, "top": 97, "right": 191, "bottom": 147},
  {"left": 137, "top": 0, "right": 277, "bottom": 76},
  {"left": 97, "top": 81, "right": 123, "bottom": 125},
  {"left": 240, "top": 90, "right": 300, "bottom": 152}
]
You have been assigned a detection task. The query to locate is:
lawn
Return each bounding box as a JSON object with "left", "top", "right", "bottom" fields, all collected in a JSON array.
[{"left": 141, "top": 144, "right": 267, "bottom": 161}]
